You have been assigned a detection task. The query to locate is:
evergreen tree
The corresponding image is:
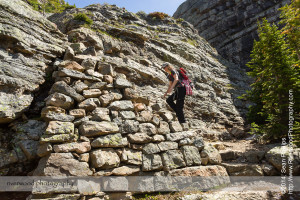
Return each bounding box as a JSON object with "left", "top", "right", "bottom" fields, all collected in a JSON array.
[
  {"left": 246, "top": 17, "right": 299, "bottom": 142},
  {"left": 280, "top": 0, "right": 300, "bottom": 146},
  {"left": 280, "top": 0, "right": 300, "bottom": 60}
]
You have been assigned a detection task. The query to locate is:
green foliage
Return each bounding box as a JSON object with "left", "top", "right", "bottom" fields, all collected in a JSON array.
[
  {"left": 245, "top": 14, "right": 300, "bottom": 145},
  {"left": 186, "top": 38, "right": 197, "bottom": 46},
  {"left": 136, "top": 11, "right": 147, "bottom": 18},
  {"left": 181, "top": 38, "right": 197, "bottom": 46},
  {"left": 176, "top": 18, "right": 184, "bottom": 23},
  {"left": 148, "top": 12, "right": 169, "bottom": 20},
  {"left": 27, "top": 0, "right": 40, "bottom": 11},
  {"left": 279, "top": 0, "right": 300, "bottom": 60},
  {"left": 74, "top": 13, "right": 93, "bottom": 26},
  {"left": 279, "top": 1, "right": 300, "bottom": 147},
  {"left": 27, "top": 0, "right": 76, "bottom": 13}
]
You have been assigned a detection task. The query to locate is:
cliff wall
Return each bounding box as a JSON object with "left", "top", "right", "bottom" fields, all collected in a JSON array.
[{"left": 174, "top": 0, "right": 290, "bottom": 67}]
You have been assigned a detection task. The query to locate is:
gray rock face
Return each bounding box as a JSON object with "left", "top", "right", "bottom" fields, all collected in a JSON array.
[
  {"left": 0, "top": 0, "right": 66, "bottom": 123},
  {"left": 158, "top": 121, "right": 170, "bottom": 135},
  {"left": 12, "top": 120, "right": 46, "bottom": 140},
  {"left": 120, "top": 111, "right": 136, "bottom": 120},
  {"left": 57, "top": 67, "right": 102, "bottom": 82},
  {"left": 18, "top": 140, "right": 39, "bottom": 160},
  {"left": 47, "top": 3, "right": 251, "bottom": 132},
  {"left": 174, "top": 0, "right": 290, "bottom": 67},
  {"left": 1, "top": 1, "right": 267, "bottom": 187}
]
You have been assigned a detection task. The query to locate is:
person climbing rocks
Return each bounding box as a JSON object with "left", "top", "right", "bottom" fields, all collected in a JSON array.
[{"left": 162, "top": 62, "right": 187, "bottom": 124}]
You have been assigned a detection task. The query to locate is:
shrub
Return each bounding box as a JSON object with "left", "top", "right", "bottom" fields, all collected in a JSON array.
[
  {"left": 136, "top": 11, "right": 147, "bottom": 18},
  {"left": 245, "top": 18, "right": 299, "bottom": 142},
  {"left": 64, "top": 4, "right": 76, "bottom": 10},
  {"left": 27, "top": 0, "right": 76, "bottom": 13},
  {"left": 148, "top": 12, "right": 169, "bottom": 20},
  {"left": 74, "top": 13, "right": 93, "bottom": 26},
  {"left": 27, "top": 0, "right": 41, "bottom": 11},
  {"left": 186, "top": 38, "right": 197, "bottom": 46},
  {"left": 176, "top": 18, "right": 184, "bottom": 23}
]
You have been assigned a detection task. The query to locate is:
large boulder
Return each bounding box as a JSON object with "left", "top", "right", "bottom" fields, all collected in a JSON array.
[
  {"left": 0, "top": 0, "right": 66, "bottom": 123},
  {"left": 266, "top": 146, "right": 300, "bottom": 174}
]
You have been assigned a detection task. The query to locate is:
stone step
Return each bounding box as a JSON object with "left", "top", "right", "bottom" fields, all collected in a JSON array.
[
  {"left": 220, "top": 161, "right": 280, "bottom": 176},
  {"left": 219, "top": 148, "right": 268, "bottom": 163},
  {"left": 221, "top": 162, "right": 264, "bottom": 176},
  {"left": 219, "top": 149, "right": 244, "bottom": 161}
]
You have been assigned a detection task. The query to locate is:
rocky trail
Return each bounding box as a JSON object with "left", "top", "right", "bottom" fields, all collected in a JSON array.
[{"left": 0, "top": 0, "right": 299, "bottom": 200}]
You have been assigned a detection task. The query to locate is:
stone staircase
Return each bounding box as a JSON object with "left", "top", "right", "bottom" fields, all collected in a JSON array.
[
  {"left": 216, "top": 140, "right": 280, "bottom": 177},
  {"left": 22, "top": 44, "right": 233, "bottom": 199}
]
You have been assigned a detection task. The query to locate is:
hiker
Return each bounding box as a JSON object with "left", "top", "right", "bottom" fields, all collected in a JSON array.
[{"left": 162, "top": 62, "right": 187, "bottom": 124}]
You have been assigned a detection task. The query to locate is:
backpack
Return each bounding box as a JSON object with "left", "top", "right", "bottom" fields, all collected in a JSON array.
[{"left": 177, "top": 67, "right": 194, "bottom": 95}]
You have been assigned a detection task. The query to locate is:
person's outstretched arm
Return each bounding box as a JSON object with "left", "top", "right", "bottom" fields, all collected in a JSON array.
[
  {"left": 164, "top": 81, "right": 173, "bottom": 98},
  {"left": 169, "top": 73, "right": 179, "bottom": 91},
  {"left": 164, "top": 73, "right": 179, "bottom": 98}
]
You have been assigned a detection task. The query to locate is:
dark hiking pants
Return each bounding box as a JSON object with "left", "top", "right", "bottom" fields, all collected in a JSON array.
[{"left": 166, "top": 86, "right": 186, "bottom": 123}]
